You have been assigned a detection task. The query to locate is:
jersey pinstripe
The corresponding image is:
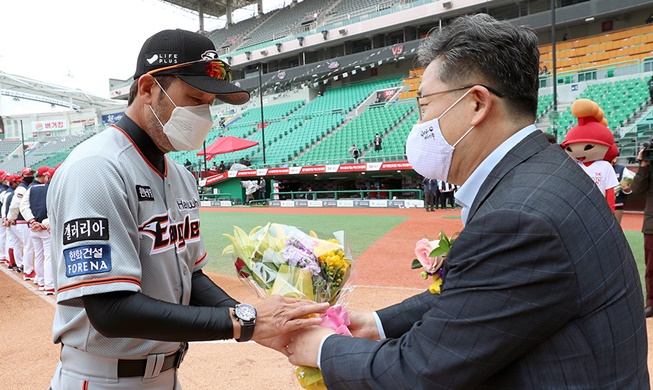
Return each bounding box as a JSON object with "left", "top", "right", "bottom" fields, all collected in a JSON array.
[{"left": 48, "top": 126, "right": 208, "bottom": 358}]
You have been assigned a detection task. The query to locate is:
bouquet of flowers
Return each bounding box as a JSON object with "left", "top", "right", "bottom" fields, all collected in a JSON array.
[
  {"left": 222, "top": 223, "right": 355, "bottom": 389},
  {"left": 411, "top": 231, "right": 458, "bottom": 294}
]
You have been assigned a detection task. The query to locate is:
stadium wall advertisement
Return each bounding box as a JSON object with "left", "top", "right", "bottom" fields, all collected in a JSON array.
[
  {"left": 200, "top": 198, "right": 424, "bottom": 209},
  {"left": 199, "top": 161, "right": 413, "bottom": 187}
]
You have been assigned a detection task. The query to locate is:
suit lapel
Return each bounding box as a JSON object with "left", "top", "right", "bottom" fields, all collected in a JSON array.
[{"left": 466, "top": 131, "right": 551, "bottom": 222}]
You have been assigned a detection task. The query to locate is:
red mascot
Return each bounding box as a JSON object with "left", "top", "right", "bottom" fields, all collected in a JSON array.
[{"left": 560, "top": 98, "right": 619, "bottom": 211}]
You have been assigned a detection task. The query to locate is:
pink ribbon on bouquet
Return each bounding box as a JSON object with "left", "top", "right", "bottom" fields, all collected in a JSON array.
[{"left": 320, "top": 305, "right": 352, "bottom": 336}]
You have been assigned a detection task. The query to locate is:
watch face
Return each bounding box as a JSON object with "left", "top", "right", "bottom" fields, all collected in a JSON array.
[{"left": 236, "top": 304, "right": 257, "bottom": 321}]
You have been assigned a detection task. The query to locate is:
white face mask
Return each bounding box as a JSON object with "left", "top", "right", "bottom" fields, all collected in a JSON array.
[
  {"left": 149, "top": 79, "right": 214, "bottom": 151},
  {"left": 406, "top": 89, "right": 475, "bottom": 182}
]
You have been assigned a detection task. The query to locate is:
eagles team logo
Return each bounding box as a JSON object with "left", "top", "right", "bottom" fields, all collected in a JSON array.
[{"left": 139, "top": 213, "right": 201, "bottom": 254}]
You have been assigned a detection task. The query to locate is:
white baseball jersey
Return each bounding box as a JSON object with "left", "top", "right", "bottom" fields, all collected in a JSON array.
[
  {"left": 48, "top": 125, "right": 208, "bottom": 358},
  {"left": 578, "top": 160, "right": 619, "bottom": 196}
]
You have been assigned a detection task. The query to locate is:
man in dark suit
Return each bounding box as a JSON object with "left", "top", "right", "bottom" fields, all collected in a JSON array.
[{"left": 282, "top": 14, "right": 648, "bottom": 388}]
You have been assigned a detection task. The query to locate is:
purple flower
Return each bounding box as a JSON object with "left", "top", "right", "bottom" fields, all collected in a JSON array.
[{"left": 284, "top": 236, "right": 320, "bottom": 275}]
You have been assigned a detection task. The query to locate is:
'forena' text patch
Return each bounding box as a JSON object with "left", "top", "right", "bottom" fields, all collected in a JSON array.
[
  {"left": 63, "top": 218, "right": 109, "bottom": 245},
  {"left": 64, "top": 244, "right": 112, "bottom": 277}
]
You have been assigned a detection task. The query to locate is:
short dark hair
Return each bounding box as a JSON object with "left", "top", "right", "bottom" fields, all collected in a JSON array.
[
  {"left": 127, "top": 76, "right": 177, "bottom": 106},
  {"left": 418, "top": 14, "right": 540, "bottom": 120}
]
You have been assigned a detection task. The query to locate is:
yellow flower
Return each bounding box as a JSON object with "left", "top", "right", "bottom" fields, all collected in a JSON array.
[{"left": 429, "top": 275, "right": 443, "bottom": 294}]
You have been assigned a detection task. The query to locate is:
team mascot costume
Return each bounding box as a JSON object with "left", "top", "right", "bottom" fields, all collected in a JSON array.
[{"left": 560, "top": 98, "right": 619, "bottom": 211}]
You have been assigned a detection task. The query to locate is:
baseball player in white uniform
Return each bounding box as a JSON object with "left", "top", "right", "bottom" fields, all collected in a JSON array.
[
  {"left": 19, "top": 166, "right": 52, "bottom": 293},
  {"left": 48, "top": 29, "right": 326, "bottom": 390},
  {"left": 7, "top": 167, "right": 36, "bottom": 278},
  {"left": 0, "top": 171, "right": 9, "bottom": 265}
]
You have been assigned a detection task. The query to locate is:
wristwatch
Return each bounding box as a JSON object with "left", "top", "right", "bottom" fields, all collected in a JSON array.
[{"left": 233, "top": 303, "right": 257, "bottom": 342}]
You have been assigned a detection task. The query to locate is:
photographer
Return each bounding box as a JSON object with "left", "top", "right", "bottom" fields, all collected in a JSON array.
[{"left": 631, "top": 145, "right": 653, "bottom": 317}]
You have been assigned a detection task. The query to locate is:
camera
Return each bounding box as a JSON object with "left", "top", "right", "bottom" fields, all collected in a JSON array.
[{"left": 641, "top": 141, "right": 653, "bottom": 161}]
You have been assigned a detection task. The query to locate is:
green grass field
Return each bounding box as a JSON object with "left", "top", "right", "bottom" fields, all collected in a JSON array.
[
  {"left": 200, "top": 212, "right": 408, "bottom": 275},
  {"left": 199, "top": 212, "right": 647, "bottom": 296}
]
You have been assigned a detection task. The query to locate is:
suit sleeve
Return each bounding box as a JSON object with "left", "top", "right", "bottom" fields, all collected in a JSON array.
[{"left": 320, "top": 210, "right": 579, "bottom": 390}]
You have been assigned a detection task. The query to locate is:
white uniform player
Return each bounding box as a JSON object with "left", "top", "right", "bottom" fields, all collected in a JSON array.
[
  {"left": 0, "top": 171, "right": 9, "bottom": 265},
  {"left": 48, "top": 29, "right": 324, "bottom": 390},
  {"left": 7, "top": 167, "right": 36, "bottom": 278},
  {"left": 19, "top": 166, "right": 52, "bottom": 293}
]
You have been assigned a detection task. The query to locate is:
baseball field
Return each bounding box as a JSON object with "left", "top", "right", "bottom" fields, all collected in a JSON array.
[{"left": 1, "top": 207, "right": 651, "bottom": 389}]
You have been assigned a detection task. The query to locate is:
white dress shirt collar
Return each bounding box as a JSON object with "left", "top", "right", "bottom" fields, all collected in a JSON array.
[{"left": 455, "top": 124, "right": 540, "bottom": 226}]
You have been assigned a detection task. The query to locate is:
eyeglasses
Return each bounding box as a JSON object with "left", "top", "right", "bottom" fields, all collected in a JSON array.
[
  {"left": 415, "top": 84, "right": 504, "bottom": 120},
  {"left": 147, "top": 58, "right": 232, "bottom": 82}
]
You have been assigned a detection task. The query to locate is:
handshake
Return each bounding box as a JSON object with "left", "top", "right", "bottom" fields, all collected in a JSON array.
[{"left": 253, "top": 295, "right": 380, "bottom": 368}]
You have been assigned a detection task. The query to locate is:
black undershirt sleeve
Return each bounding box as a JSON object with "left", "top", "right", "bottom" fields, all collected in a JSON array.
[
  {"left": 189, "top": 269, "right": 239, "bottom": 308},
  {"left": 82, "top": 271, "right": 237, "bottom": 341}
]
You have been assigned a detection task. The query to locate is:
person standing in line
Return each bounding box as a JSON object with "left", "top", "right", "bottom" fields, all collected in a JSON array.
[
  {"left": 6, "top": 167, "right": 36, "bottom": 276},
  {"left": 0, "top": 171, "right": 8, "bottom": 266},
  {"left": 19, "top": 166, "right": 49, "bottom": 289},
  {"left": 47, "top": 29, "right": 326, "bottom": 390}
]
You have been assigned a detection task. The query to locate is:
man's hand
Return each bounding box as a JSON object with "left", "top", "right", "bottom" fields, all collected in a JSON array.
[
  {"left": 638, "top": 149, "right": 649, "bottom": 167},
  {"left": 347, "top": 310, "right": 381, "bottom": 340},
  {"left": 252, "top": 295, "right": 328, "bottom": 341},
  {"left": 287, "top": 325, "right": 336, "bottom": 367}
]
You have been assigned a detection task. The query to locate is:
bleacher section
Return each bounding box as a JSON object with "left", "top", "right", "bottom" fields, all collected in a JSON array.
[
  {"left": 238, "top": 0, "right": 328, "bottom": 49},
  {"left": 294, "top": 103, "right": 414, "bottom": 164},
  {"left": 548, "top": 77, "right": 650, "bottom": 138},
  {"left": 0, "top": 140, "right": 23, "bottom": 159},
  {"left": 540, "top": 24, "right": 653, "bottom": 76},
  {"left": 0, "top": 133, "right": 93, "bottom": 173},
  {"left": 209, "top": 14, "right": 273, "bottom": 54}
]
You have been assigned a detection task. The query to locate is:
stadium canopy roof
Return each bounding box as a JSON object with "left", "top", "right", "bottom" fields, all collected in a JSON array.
[
  {"left": 0, "top": 71, "right": 126, "bottom": 111},
  {"left": 162, "top": 0, "right": 259, "bottom": 19}
]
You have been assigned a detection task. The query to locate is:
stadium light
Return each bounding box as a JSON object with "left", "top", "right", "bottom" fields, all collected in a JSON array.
[
  {"left": 442, "top": 1, "right": 452, "bottom": 9},
  {"left": 297, "top": 36, "right": 304, "bottom": 46},
  {"left": 338, "top": 29, "right": 347, "bottom": 36},
  {"left": 276, "top": 43, "right": 282, "bottom": 52},
  {"left": 260, "top": 50, "right": 268, "bottom": 56},
  {"left": 226, "top": 56, "right": 233, "bottom": 65},
  {"left": 245, "top": 51, "right": 252, "bottom": 60},
  {"left": 321, "top": 30, "right": 328, "bottom": 40}
]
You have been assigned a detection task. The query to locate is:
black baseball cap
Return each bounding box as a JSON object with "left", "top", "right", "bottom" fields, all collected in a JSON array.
[{"left": 133, "top": 29, "right": 250, "bottom": 105}]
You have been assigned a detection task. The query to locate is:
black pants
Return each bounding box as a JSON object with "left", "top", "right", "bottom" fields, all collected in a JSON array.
[
  {"left": 425, "top": 191, "right": 435, "bottom": 210},
  {"left": 440, "top": 191, "right": 455, "bottom": 209}
]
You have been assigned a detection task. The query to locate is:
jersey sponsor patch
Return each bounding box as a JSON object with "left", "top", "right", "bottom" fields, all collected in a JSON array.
[
  {"left": 176, "top": 197, "right": 198, "bottom": 212},
  {"left": 63, "top": 218, "right": 109, "bottom": 245},
  {"left": 139, "top": 212, "right": 201, "bottom": 254},
  {"left": 136, "top": 185, "right": 155, "bottom": 201},
  {"left": 64, "top": 244, "right": 112, "bottom": 277}
]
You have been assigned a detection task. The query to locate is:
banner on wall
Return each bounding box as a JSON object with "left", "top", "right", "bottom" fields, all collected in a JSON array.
[{"left": 32, "top": 119, "right": 67, "bottom": 133}]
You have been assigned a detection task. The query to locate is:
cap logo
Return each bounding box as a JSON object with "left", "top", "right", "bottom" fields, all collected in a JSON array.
[
  {"left": 147, "top": 52, "right": 179, "bottom": 66},
  {"left": 146, "top": 54, "right": 159, "bottom": 64},
  {"left": 201, "top": 50, "right": 219, "bottom": 60}
]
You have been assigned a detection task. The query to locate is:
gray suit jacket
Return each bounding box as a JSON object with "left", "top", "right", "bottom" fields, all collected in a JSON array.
[{"left": 320, "top": 131, "right": 649, "bottom": 389}]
